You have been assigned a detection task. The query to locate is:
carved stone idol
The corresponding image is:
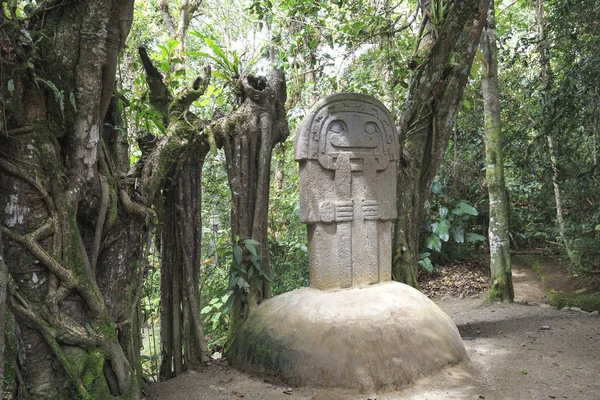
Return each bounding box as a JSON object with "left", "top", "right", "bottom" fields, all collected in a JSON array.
[{"left": 295, "top": 93, "right": 398, "bottom": 290}]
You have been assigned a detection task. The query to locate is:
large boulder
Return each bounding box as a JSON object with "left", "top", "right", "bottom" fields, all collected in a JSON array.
[{"left": 229, "top": 281, "right": 469, "bottom": 393}]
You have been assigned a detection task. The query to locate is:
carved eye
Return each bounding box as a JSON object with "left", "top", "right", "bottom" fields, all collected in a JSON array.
[
  {"left": 329, "top": 121, "right": 343, "bottom": 133},
  {"left": 365, "top": 122, "right": 378, "bottom": 135}
]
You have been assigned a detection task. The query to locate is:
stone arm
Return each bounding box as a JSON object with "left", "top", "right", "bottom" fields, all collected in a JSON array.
[{"left": 298, "top": 161, "right": 353, "bottom": 224}]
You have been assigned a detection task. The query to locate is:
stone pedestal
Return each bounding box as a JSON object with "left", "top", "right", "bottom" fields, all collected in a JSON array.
[{"left": 229, "top": 282, "right": 468, "bottom": 392}]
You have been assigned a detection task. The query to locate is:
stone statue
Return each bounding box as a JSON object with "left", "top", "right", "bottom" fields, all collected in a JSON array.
[
  {"left": 232, "top": 94, "right": 468, "bottom": 392},
  {"left": 295, "top": 93, "right": 398, "bottom": 290}
]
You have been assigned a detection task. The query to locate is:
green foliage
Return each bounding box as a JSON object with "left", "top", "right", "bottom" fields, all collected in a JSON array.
[
  {"left": 268, "top": 146, "right": 309, "bottom": 295},
  {"left": 420, "top": 181, "right": 485, "bottom": 272},
  {"left": 229, "top": 237, "right": 272, "bottom": 293},
  {"left": 201, "top": 292, "right": 231, "bottom": 331}
]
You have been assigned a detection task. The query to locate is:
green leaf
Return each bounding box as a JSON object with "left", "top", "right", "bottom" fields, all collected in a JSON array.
[
  {"left": 452, "top": 201, "right": 478, "bottom": 216},
  {"left": 595, "top": 224, "right": 600, "bottom": 231},
  {"left": 191, "top": 32, "right": 231, "bottom": 69},
  {"left": 237, "top": 277, "right": 249, "bottom": 290},
  {"left": 432, "top": 181, "right": 442, "bottom": 194},
  {"left": 432, "top": 219, "right": 450, "bottom": 242},
  {"left": 418, "top": 257, "right": 434, "bottom": 273},
  {"left": 250, "top": 257, "right": 261, "bottom": 272},
  {"left": 245, "top": 240, "right": 258, "bottom": 257},
  {"left": 69, "top": 92, "right": 77, "bottom": 111},
  {"left": 439, "top": 207, "right": 448, "bottom": 219},
  {"left": 167, "top": 38, "right": 180, "bottom": 51},
  {"left": 7, "top": 79, "right": 14, "bottom": 93},
  {"left": 200, "top": 306, "right": 212, "bottom": 314},
  {"left": 466, "top": 233, "right": 486, "bottom": 243},
  {"left": 159, "top": 60, "right": 170, "bottom": 72},
  {"left": 211, "top": 70, "right": 230, "bottom": 80},
  {"left": 233, "top": 245, "right": 242, "bottom": 266},
  {"left": 425, "top": 234, "right": 442, "bottom": 252}
]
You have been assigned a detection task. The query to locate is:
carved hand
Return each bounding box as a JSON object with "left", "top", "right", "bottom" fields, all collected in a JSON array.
[
  {"left": 335, "top": 201, "right": 354, "bottom": 222},
  {"left": 362, "top": 200, "right": 379, "bottom": 220}
]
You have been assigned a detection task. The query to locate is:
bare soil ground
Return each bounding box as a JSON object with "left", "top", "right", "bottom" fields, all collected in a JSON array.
[{"left": 145, "top": 259, "right": 600, "bottom": 400}]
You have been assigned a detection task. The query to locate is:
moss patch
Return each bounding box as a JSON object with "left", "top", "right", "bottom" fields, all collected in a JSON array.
[{"left": 513, "top": 254, "right": 600, "bottom": 312}]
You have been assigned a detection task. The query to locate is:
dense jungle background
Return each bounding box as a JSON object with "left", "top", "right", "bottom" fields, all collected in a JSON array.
[{"left": 0, "top": 0, "right": 598, "bottom": 398}]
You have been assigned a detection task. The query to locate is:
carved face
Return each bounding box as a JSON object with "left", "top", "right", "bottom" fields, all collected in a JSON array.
[{"left": 326, "top": 115, "right": 381, "bottom": 151}]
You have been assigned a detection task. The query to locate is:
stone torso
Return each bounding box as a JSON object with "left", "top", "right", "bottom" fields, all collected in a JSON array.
[{"left": 294, "top": 93, "right": 398, "bottom": 290}]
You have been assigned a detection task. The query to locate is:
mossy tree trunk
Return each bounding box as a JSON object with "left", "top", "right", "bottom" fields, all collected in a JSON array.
[
  {"left": 138, "top": 48, "right": 212, "bottom": 379},
  {"left": 0, "top": 1, "right": 151, "bottom": 398},
  {"left": 393, "top": 0, "right": 490, "bottom": 286},
  {"left": 481, "top": 0, "right": 514, "bottom": 302},
  {"left": 209, "top": 71, "right": 289, "bottom": 339}
]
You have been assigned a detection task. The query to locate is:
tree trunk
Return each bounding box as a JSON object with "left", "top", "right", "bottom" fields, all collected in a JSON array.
[
  {"left": 533, "top": 0, "right": 577, "bottom": 268},
  {"left": 0, "top": 234, "right": 8, "bottom": 396},
  {"left": 138, "top": 48, "right": 212, "bottom": 379},
  {"left": 209, "top": 71, "right": 289, "bottom": 340},
  {"left": 0, "top": 1, "right": 151, "bottom": 398},
  {"left": 393, "top": 0, "right": 491, "bottom": 286},
  {"left": 481, "top": 0, "right": 514, "bottom": 302},
  {"left": 547, "top": 136, "right": 570, "bottom": 251}
]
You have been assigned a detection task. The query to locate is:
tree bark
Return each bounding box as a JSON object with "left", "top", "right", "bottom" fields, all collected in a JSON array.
[
  {"left": 481, "top": 0, "right": 514, "bottom": 302},
  {"left": 0, "top": 234, "right": 8, "bottom": 396},
  {"left": 208, "top": 71, "right": 289, "bottom": 340},
  {"left": 138, "top": 48, "right": 212, "bottom": 379},
  {"left": 0, "top": 1, "right": 154, "bottom": 398},
  {"left": 393, "top": 0, "right": 491, "bottom": 286}
]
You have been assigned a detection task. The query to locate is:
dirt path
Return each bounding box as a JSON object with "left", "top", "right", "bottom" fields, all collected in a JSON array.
[
  {"left": 512, "top": 261, "right": 548, "bottom": 305},
  {"left": 145, "top": 263, "right": 600, "bottom": 400}
]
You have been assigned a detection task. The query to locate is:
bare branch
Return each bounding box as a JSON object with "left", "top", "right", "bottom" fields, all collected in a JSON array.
[{"left": 138, "top": 46, "right": 172, "bottom": 118}]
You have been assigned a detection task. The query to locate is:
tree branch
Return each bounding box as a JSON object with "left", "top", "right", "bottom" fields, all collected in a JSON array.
[
  {"left": 120, "top": 189, "right": 157, "bottom": 224},
  {"left": 156, "top": 0, "right": 177, "bottom": 38},
  {"left": 1, "top": 223, "right": 75, "bottom": 288},
  {"left": 138, "top": 46, "right": 172, "bottom": 118}
]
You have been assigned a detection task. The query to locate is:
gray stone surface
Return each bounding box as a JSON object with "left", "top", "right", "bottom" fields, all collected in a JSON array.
[
  {"left": 294, "top": 93, "right": 398, "bottom": 290},
  {"left": 230, "top": 282, "right": 469, "bottom": 393}
]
